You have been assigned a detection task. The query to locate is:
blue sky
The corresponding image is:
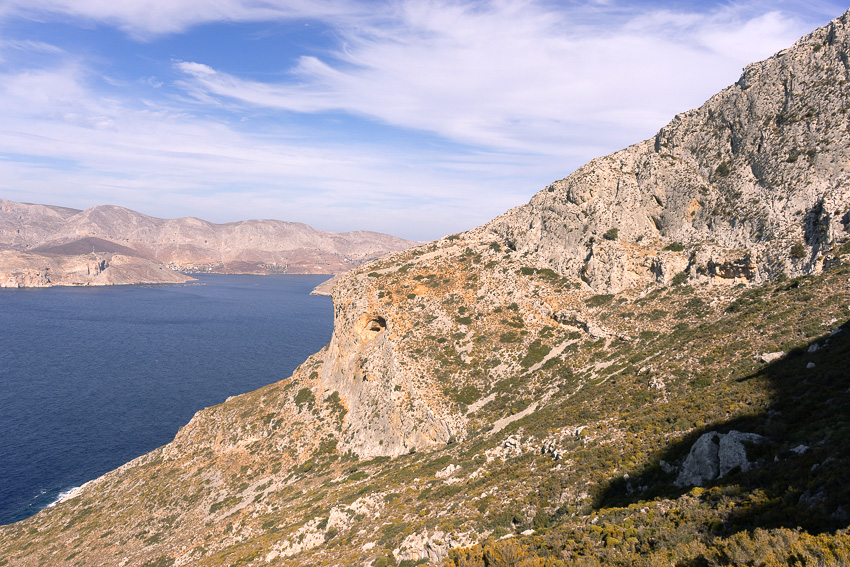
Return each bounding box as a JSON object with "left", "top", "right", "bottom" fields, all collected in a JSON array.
[{"left": 0, "top": 1, "right": 845, "bottom": 240}]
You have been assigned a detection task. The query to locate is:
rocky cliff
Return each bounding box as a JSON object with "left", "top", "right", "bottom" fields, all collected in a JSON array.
[
  {"left": 482, "top": 14, "right": 850, "bottom": 293},
  {"left": 2, "top": 10, "right": 850, "bottom": 567},
  {"left": 0, "top": 250, "right": 194, "bottom": 287}
]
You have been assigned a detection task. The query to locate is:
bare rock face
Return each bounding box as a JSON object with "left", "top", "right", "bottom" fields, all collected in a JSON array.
[
  {"left": 318, "top": 270, "right": 463, "bottom": 458},
  {"left": 481, "top": 13, "right": 850, "bottom": 293},
  {"left": 0, "top": 251, "right": 193, "bottom": 287},
  {"left": 675, "top": 431, "right": 764, "bottom": 487}
]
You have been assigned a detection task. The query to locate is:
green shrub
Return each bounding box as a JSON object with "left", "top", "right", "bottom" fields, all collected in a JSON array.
[
  {"left": 664, "top": 242, "right": 685, "bottom": 252},
  {"left": 325, "top": 391, "right": 347, "bottom": 424},
  {"left": 451, "top": 385, "right": 481, "bottom": 405},
  {"left": 671, "top": 271, "right": 688, "bottom": 285},
  {"left": 586, "top": 294, "right": 614, "bottom": 307},
  {"left": 499, "top": 332, "right": 521, "bottom": 343},
  {"left": 603, "top": 228, "right": 619, "bottom": 241},
  {"left": 520, "top": 340, "right": 552, "bottom": 368},
  {"left": 295, "top": 388, "right": 316, "bottom": 411}
]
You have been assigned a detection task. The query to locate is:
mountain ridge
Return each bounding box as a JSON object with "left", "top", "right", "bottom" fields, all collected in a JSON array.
[
  {"left": 0, "top": 199, "right": 419, "bottom": 286},
  {"left": 478, "top": 13, "right": 850, "bottom": 293}
]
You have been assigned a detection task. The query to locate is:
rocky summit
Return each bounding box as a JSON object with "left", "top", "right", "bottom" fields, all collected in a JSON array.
[
  {"left": 2, "top": 9, "right": 850, "bottom": 567},
  {"left": 0, "top": 200, "right": 418, "bottom": 287}
]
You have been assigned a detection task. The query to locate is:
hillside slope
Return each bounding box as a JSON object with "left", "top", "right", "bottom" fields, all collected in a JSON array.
[
  {"left": 1, "top": 9, "right": 850, "bottom": 567},
  {"left": 0, "top": 199, "right": 81, "bottom": 250},
  {"left": 482, "top": 18, "right": 850, "bottom": 293}
]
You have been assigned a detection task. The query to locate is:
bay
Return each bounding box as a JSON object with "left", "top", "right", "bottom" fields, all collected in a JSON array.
[{"left": 0, "top": 274, "right": 334, "bottom": 525}]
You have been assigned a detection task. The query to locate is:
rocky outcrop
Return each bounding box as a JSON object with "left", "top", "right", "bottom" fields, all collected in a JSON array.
[
  {"left": 317, "top": 268, "right": 465, "bottom": 457},
  {"left": 675, "top": 431, "right": 764, "bottom": 487},
  {"left": 480, "top": 12, "right": 850, "bottom": 293},
  {"left": 395, "top": 530, "right": 475, "bottom": 563},
  {"left": 0, "top": 250, "right": 193, "bottom": 287}
]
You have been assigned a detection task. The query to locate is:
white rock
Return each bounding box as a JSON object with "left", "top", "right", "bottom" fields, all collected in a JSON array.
[
  {"left": 435, "top": 464, "right": 460, "bottom": 479},
  {"left": 675, "top": 430, "right": 764, "bottom": 487},
  {"left": 759, "top": 352, "right": 784, "bottom": 364}
]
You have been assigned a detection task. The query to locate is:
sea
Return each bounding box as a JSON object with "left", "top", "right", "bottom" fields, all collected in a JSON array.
[{"left": 0, "top": 274, "right": 334, "bottom": 525}]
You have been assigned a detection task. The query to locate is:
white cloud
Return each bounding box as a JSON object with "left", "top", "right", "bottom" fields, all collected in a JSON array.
[
  {"left": 1, "top": 39, "right": 64, "bottom": 54},
  {"left": 0, "top": 1, "right": 846, "bottom": 239},
  {"left": 0, "top": 64, "right": 535, "bottom": 239},
  {"left": 0, "top": 0, "right": 365, "bottom": 38},
  {"left": 174, "top": 1, "right": 823, "bottom": 156}
]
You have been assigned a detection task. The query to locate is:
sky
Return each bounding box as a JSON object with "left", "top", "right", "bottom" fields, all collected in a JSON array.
[{"left": 0, "top": 1, "right": 845, "bottom": 240}]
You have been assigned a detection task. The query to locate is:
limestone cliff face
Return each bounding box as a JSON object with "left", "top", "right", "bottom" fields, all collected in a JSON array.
[
  {"left": 317, "top": 9, "right": 850, "bottom": 457},
  {"left": 318, "top": 264, "right": 462, "bottom": 457},
  {"left": 482, "top": 13, "right": 850, "bottom": 293}
]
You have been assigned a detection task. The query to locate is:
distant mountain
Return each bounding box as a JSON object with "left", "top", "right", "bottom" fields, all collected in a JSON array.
[
  {"left": 0, "top": 199, "right": 81, "bottom": 249},
  {"left": 0, "top": 200, "right": 419, "bottom": 286}
]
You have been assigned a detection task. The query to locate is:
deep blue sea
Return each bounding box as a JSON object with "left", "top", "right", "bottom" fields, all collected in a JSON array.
[{"left": 0, "top": 274, "right": 334, "bottom": 525}]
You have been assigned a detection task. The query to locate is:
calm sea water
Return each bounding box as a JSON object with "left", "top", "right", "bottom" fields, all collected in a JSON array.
[{"left": 0, "top": 274, "right": 334, "bottom": 525}]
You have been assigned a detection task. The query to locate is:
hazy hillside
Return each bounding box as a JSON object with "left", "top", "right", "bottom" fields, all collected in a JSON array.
[
  {"left": 0, "top": 199, "right": 81, "bottom": 250},
  {"left": 1, "top": 9, "right": 849, "bottom": 567},
  {"left": 0, "top": 200, "right": 419, "bottom": 286}
]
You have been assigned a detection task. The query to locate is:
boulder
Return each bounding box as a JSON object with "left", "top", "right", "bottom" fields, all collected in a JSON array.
[
  {"left": 759, "top": 352, "right": 784, "bottom": 364},
  {"left": 674, "top": 430, "right": 764, "bottom": 487}
]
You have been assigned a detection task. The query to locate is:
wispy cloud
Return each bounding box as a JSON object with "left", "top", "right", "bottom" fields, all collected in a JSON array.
[
  {"left": 0, "top": 0, "right": 365, "bottom": 38},
  {"left": 0, "top": 1, "right": 845, "bottom": 239},
  {"left": 1, "top": 39, "right": 64, "bottom": 54},
  {"left": 0, "top": 64, "right": 532, "bottom": 238},
  {"left": 174, "top": 2, "right": 817, "bottom": 153}
]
